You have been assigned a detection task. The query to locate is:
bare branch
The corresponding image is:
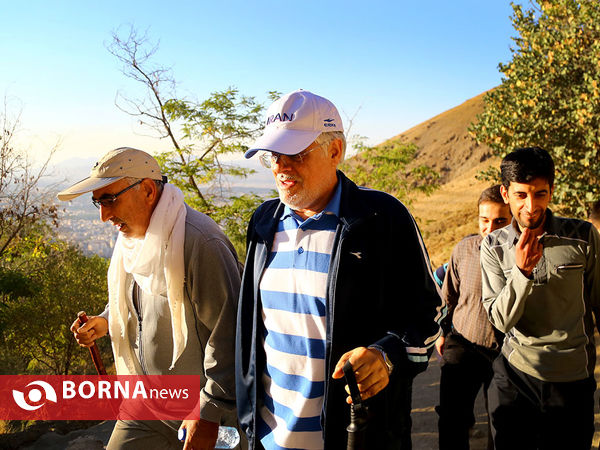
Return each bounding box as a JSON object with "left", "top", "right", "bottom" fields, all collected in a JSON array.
[
  {"left": 107, "top": 26, "right": 208, "bottom": 206},
  {"left": 0, "top": 99, "right": 58, "bottom": 259}
]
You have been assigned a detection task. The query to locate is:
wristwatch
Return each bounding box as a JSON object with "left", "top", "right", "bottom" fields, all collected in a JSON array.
[{"left": 369, "top": 346, "right": 394, "bottom": 375}]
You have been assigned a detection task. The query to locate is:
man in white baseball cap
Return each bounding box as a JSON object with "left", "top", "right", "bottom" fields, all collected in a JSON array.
[
  {"left": 235, "top": 90, "right": 443, "bottom": 449},
  {"left": 60, "top": 148, "right": 244, "bottom": 449},
  {"left": 243, "top": 88, "right": 343, "bottom": 159}
]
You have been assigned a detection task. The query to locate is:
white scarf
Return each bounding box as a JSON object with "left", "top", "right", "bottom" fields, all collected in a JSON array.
[{"left": 107, "top": 183, "right": 188, "bottom": 374}]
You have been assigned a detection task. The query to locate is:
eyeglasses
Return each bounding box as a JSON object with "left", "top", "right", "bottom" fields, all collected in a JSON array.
[
  {"left": 91, "top": 179, "right": 142, "bottom": 209},
  {"left": 258, "top": 144, "right": 323, "bottom": 169}
]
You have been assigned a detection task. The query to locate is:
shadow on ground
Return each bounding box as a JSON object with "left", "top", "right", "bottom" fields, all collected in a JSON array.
[{"left": 411, "top": 354, "right": 600, "bottom": 450}]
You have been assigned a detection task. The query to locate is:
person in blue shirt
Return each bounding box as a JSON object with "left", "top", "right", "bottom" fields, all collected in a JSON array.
[{"left": 235, "top": 89, "right": 444, "bottom": 449}]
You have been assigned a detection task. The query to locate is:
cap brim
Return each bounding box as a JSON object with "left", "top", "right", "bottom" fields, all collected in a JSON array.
[
  {"left": 57, "top": 176, "right": 124, "bottom": 201},
  {"left": 245, "top": 128, "right": 321, "bottom": 159}
]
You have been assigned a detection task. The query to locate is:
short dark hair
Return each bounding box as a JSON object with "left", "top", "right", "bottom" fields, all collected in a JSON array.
[
  {"left": 590, "top": 200, "right": 600, "bottom": 224},
  {"left": 478, "top": 184, "right": 504, "bottom": 207},
  {"left": 500, "top": 147, "right": 555, "bottom": 189}
]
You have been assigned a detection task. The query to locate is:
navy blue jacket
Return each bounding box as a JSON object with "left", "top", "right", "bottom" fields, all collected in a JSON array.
[{"left": 235, "top": 171, "right": 444, "bottom": 449}]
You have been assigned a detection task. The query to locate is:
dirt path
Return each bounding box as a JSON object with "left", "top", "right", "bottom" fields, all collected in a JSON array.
[
  {"left": 412, "top": 355, "right": 490, "bottom": 450},
  {"left": 411, "top": 354, "right": 600, "bottom": 450}
]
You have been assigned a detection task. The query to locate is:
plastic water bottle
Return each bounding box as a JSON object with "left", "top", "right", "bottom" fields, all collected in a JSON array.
[
  {"left": 215, "top": 426, "right": 241, "bottom": 449},
  {"left": 178, "top": 425, "right": 240, "bottom": 449}
]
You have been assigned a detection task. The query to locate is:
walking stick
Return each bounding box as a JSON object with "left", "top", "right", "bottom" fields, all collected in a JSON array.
[
  {"left": 343, "top": 360, "right": 370, "bottom": 450},
  {"left": 77, "top": 311, "right": 107, "bottom": 375}
]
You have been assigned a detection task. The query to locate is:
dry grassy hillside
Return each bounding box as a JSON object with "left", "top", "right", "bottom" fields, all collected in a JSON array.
[
  {"left": 389, "top": 91, "right": 494, "bottom": 185},
  {"left": 347, "top": 91, "right": 499, "bottom": 265},
  {"left": 411, "top": 163, "right": 499, "bottom": 267}
]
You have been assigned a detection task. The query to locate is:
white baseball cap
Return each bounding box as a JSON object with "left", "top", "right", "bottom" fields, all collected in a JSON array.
[
  {"left": 245, "top": 89, "right": 344, "bottom": 158},
  {"left": 57, "top": 147, "right": 163, "bottom": 201}
]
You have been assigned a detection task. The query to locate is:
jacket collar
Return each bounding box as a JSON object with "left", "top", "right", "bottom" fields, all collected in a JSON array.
[
  {"left": 254, "top": 200, "right": 285, "bottom": 245},
  {"left": 253, "top": 170, "right": 368, "bottom": 243},
  {"left": 337, "top": 170, "right": 373, "bottom": 228}
]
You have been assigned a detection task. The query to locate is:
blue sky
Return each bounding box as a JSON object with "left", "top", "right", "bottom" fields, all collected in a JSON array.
[{"left": 1, "top": 1, "right": 517, "bottom": 164}]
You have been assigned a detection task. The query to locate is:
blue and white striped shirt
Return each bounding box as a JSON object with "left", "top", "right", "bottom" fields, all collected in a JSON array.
[{"left": 257, "top": 182, "right": 341, "bottom": 450}]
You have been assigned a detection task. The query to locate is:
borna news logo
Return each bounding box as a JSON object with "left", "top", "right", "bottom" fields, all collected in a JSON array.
[
  {"left": 0, "top": 375, "right": 202, "bottom": 420},
  {"left": 12, "top": 380, "right": 57, "bottom": 411}
]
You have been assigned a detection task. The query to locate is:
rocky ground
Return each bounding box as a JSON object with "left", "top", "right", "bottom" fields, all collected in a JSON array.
[{"left": 21, "top": 421, "right": 113, "bottom": 450}]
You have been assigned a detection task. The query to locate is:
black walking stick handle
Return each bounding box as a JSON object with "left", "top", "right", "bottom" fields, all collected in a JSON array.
[
  {"left": 343, "top": 361, "right": 363, "bottom": 410},
  {"left": 343, "top": 360, "right": 369, "bottom": 450}
]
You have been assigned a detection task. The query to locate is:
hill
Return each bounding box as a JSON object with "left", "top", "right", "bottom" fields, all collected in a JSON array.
[
  {"left": 348, "top": 91, "right": 500, "bottom": 267},
  {"left": 388, "top": 91, "right": 495, "bottom": 185},
  {"left": 411, "top": 164, "right": 497, "bottom": 267}
]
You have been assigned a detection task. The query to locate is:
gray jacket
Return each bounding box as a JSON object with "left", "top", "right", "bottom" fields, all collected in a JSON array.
[
  {"left": 481, "top": 210, "right": 600, "bottom": 382},
  {"left": 102, "top": 205, "right": 242, "bottom": 422}
]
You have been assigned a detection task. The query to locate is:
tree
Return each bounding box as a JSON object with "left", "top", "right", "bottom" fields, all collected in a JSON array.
[
  {"left": 0, "top": 101, "right": 61, "bottom": 344},
  {"left": 0, "top": 107, "right": 110, "bottom": 374},
  {"left": 0, "top": 235, "right": 111, "bottom": 375},
  {"left": 470, "top": 0, "right": 600, "bottom": 217},
  {"left": 107, "top": 27, "right": 277, "bottom": 257},
  {"left": 0, "top": 101, "right": 58, "bottom": 259},
  {"left": 340, "top": 139, "right": 440, "bottom": 204}
]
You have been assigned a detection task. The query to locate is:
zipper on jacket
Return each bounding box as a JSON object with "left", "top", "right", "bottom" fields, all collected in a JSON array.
[
  {"left": 134, "top": 284, "right": 147, "bottom": 375},
  {"left": 252, "top": 240, "right": 269, "bottom": 448},
  {"left": 321, "top": 222, "right": 343, "bottom": 443},
  {"left": 555, "top": 263, "right": 584, "bottom": 271},
  {"left": 322, "top": 216, "right": 368, "bottom": 442}
]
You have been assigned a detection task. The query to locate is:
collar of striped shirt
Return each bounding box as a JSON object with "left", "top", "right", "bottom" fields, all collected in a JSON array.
[{"left": 281, "top": 177, "right": 343, "bottom": 224}]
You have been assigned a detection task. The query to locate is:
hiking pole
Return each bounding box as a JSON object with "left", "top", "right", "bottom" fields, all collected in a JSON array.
[
  {"left": 77, "top": 311, "right": 107, "bottom": 375},
  {"left": 343, "top": 360, "right": 370, "bottom": 450}
]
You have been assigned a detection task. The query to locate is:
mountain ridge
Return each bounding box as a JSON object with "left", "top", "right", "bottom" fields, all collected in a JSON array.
[
  {"left": 387, "top": 91, "right": 494, "bottom": 185},
  {"left": 371, "top": 90, "right": 498, "bottom": 266}
]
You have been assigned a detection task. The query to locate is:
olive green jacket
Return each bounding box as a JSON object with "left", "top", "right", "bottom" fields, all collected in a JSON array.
[{"left": 481, "top": 210, "right": 600, "bottom": 382}]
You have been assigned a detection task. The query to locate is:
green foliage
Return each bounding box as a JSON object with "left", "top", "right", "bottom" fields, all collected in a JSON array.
[
  {"left": 109, "top": 29, "right": 279, "bottom": 259},
  {"left": 209, "top": 194, "right": 264, "bottom": 258},
  {"left": 341, "top": 140, "right": 440, "bottom": 204},
  {"left": 152, "top": 88, "right": 272, "bottom": 259},
  {"left": 158, "top": 88, "right": 263, "bottom": 203},
  {"left": 470, "top": 0, "right": 600, "bottom": 217},
  {"left": 0, "top": 103, "right": 110, "bottom": 376},
  {"left": 0, "top": 268, "right": 37, "bottom": 300},
  {"left": 0, "top": 232, "right": 111, "bottom": 375}
]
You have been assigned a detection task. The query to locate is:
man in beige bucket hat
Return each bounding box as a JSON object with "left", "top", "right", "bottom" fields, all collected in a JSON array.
[{"left": 59, "top": 147, "right": 244, "bottom": 450}]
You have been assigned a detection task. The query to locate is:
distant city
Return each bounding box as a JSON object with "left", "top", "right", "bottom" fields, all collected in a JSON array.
[
  {"left": 50, "top": 157, "right": 276, "bottom": 259},
  {"left": 57, "top": 186, "right": 275, "bottom": 259},
  {"left": 57, "top": 195, "right": 118, "bottom": 258}
]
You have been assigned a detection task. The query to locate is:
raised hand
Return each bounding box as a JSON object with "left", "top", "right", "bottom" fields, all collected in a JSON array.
[{"left": 515, "top": 227, "right": 543, "bottom": 277}]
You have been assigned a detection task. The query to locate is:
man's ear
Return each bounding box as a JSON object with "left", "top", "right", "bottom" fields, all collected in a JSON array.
[
  {"left": 141, "top": 178, "right": 158, "bottom": 203},
  {"left": 500, "top": 184, "right": 510, "bottom": 205},
  {"left": 329, "top": 139, "right": 344, "bottom": 166}
]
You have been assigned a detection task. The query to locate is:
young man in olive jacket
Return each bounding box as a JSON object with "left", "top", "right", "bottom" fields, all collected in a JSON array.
[{"left": 481, "top": 147, "right": 600, "bottom": 450}]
